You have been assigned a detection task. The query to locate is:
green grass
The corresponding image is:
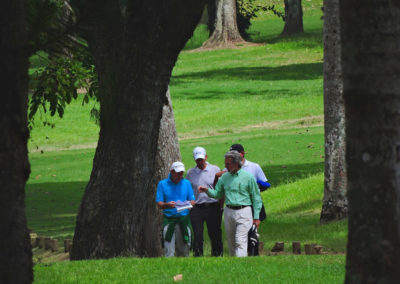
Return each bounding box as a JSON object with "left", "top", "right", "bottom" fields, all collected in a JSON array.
[
  {"left": 34, "top": 255, "right": 345, "bottom": 283},
  {"left": 27, "top": 5, "right": 346, "bottom": 282},
  {"left": 29, "top": 15, "right": 323, "bottom": 151}
]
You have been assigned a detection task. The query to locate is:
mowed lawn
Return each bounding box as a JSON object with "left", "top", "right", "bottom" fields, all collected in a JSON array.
[{"left": 27, "top": 2, "right": 348, "bottom": 282}]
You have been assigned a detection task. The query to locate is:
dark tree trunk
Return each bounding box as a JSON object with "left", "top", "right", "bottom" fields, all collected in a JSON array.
[
  {"left": 320, "top": 0, "right": 347, "bottom": 224},
  {"left": 0, "top": 0, "right": 33, "bottom": 283},
  {"left": 207, "top": 0, "right": 216, "bottom": 36},
  {"left": 71, "top": 0, "right": 206, "bottom": 260},
  {"left": 143, "top": 88, "right": 181, "bottom": 256},
  {"left": 281, "top": 0, "right": 303, "bottom": 36},
  {"left": 341, "top": 0, "right": 400, "bottom": 282},
  {"left": 202, "top": 0, "right": 245, "bottom": 48}
]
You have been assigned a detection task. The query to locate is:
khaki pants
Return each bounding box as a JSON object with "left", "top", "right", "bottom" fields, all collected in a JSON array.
[
  {"left": 163, "top": 224, "right": 191, "bottom": 257},
  {"left": 224, "top": 206, "right": 253, "bottom": 257}
]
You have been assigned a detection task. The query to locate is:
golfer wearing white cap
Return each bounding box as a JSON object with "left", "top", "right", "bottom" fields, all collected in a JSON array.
[
  {"left": 156, "top": 161, "right": 195, "bottom": 257},
  {"left": 186, "top": 147, "right": 223, "bottom": 256}
]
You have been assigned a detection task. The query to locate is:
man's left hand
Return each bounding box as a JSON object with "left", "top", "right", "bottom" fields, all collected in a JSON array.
[
  {"left": 190, "top": 200, "right": 196, "bottom": 206},
  {"left": 253, "top": 219, "right": 260, "bottom": 228}
]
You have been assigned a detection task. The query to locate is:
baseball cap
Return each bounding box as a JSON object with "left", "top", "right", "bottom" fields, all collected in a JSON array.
[
  {"left": 170, "top": 161, "right": 185, "bottom": 172},
  {"left": 230, "top": 144, "right": 245, "bottom": 153},
  {"left": 193, "top": 146, "right": 206, "bottom": 160}
]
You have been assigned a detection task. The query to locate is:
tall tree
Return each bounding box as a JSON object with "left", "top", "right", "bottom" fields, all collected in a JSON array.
[
  {"left": 70, "top": 0, "right": 206, "bottom": 259},
  {"left": 281, "top": 0, "right": 303, "bottom": 36},
  {"left": 202, "top": 0, "right": 245, "bottom": 48},
  {"left": 341, "top": 0, "right": 400, "bottom": 282},
  {"left": 0, "top": 0, "right": 33, "bottom": 283},
  {"left": 320, "top": 0, "right": 347, "bottom": 223}
]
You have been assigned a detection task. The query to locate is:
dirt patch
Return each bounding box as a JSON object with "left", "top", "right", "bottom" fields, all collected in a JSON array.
[
  {"left": 186, "top": 41, "right": 264, "bottom": 53},
  {"left": 178, "top": 115, "right": 324, "bottom": 140}
]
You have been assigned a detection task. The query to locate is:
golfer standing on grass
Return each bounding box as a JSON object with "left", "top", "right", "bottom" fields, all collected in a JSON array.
[
  {"left": 156, "top": 161, "right": 195, "bottom": 257},
  {"left": 186, "top": 146, "right": 223, "bottom": 257},
  {"left": 199, "top": 151, "right": 262, "bottom": 257}
]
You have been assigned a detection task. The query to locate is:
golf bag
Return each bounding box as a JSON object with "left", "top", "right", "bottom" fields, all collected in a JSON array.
[{"left": 248, "top": 224, "right": 259, "bottom": 256}]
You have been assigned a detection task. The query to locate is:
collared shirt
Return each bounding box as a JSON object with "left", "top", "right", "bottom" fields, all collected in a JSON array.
[
  {"left": 155, "top": 174, "right": 195, "bottom": 218},
  {"left": 186, "top": 162, "right": 221, "bottom": 204},
  {"left": 242, "top": 159, "right": 268, "bottom": 182},
  {"left": 206, "top": 169, "right": 262, "bottom": 219}
]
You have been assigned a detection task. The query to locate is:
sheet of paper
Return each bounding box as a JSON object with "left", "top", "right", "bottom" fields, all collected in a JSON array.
[{"left": 175, "top": 200, "right": 193, "bottom": 212}]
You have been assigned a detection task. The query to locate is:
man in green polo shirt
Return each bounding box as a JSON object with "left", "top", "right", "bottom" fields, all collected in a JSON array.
[{"left": 199, "top": 151, "right": 262, "bottom": 257}]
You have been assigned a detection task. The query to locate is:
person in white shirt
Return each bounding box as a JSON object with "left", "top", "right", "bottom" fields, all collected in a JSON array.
[
  {"left": 229, "top": 144, "right": 270, "bottom": 191},
  {"left": 186, "top": 147, "right": 223, "bottom": 256}
]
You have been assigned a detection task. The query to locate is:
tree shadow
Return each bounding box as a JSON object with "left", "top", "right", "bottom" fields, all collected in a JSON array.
[
  {"left": 249, "top": 30, "right": 322, "bottom": 47},
  {"left": 26, "top": 181, "right": 86, "bottom": 239},
  {"left": 174, "top": 88, "right": 303, "bottom": 101},
  {"left": 171, "top": 63, "right": 322, "bottom": 85},
  {"left": 262, "top": 162, "right": 324, "bottom": 187}
]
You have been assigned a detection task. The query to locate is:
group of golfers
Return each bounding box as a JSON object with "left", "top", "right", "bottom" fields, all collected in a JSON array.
[{"left": 155, "top": 144, "right": 270, "bottom": 257}]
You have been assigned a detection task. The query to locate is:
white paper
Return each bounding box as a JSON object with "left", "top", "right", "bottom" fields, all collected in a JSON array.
[{"left": 175, "top": 200, "right": 193, "bottom": 212}]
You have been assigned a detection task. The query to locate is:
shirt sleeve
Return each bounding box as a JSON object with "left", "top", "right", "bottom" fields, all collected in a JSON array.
[
  {"left": 256, "top": 164, "right": 268, "bottom": 182},
  {"left": 248, "top": 177, "right": 262, "bottom": 219},
  {"left": 155, "top": 182, "right": 164, "bottom": 203},
  {"left": 206, "top": 178, "right": 224, "bottom": 199}
]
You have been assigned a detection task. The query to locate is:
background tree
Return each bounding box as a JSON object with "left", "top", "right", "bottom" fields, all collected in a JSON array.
[
  {"left": 320, "top": 0, "right": 347, "bottom": 223},
  {"left": 203, "top": 0, "right": 246, "bottom": 48},
  {"left": 341, "top": 0, "right": 400, "bottom": 281},
  {"left": 281, "top": 0, "right": 303, "bottom": 35},
  {"left": 70, "top": 0, "right": 207, "bottom": 259},
  {"left": 0, "top": 0, "right": 33, "bottom": 282}
]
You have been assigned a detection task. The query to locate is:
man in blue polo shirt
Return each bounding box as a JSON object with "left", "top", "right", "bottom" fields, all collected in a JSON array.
[{"left": 156, "top": 161, "right": 195, "bottom": 257}]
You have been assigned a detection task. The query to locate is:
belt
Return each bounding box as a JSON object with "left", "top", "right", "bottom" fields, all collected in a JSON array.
[
  {"left": 195, "top": 202, "right": 219, "bottom": 208},
  {"left": 226, "top": 205, "right": 249, "bottom": 210}
]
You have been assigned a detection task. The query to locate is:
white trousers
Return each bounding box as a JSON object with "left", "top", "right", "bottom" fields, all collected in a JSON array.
[
  {"left": 224, "top": 206, "right": 253, "bottom": 257},
  {"left": 163, "top": 224, "right": 190, "bottom": 257}
]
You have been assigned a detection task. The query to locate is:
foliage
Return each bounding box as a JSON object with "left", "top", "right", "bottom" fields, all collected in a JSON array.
[
  {"left": 236, "top": 0, "right": 284, "bottom": 38},
  {"left": 28, "top": 52, "right": 98, "bottom": 130},
  {"left": 27, "top": 0, "right": 77, "bottom": 56},
  {"left": 27, "top": 0, "right": 100, "bottom": 130}
]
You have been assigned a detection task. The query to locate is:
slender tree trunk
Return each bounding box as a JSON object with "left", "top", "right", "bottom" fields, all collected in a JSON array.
[
  {"left": 281, "top": 0, "right": 303, "bottom": 36},
  {"left": 0, "top": 0, "right": 33, "bottom": 282},
  {"left": 202, "top": 0, "right": 245, "bottom": 48},
  {"left": 341, "top": 0, "right": 400, "bottom": 282},
  {"left": 320, "top": 0, "right": 347, "bottom": 223},
  {"left": 71, "top": 0, "right": 206, "bottom": 260},
  {"left": 143, "top": 88, "right": 181, "bottom": 256}
]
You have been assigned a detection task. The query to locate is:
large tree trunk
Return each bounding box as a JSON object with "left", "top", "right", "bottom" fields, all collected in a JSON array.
[
  {"left": 320, "top": 0, "right": 347, "bottom": 224},
  {"left": 0, "top": 0, "right": 33, "bottom": 282},
  {"left": 71, "top": 0, "right": 206, "bottom": 260},
  {"left": 281, "top": 0, "right": 303, "bottom": 36},
  {"left": 341, "top": 0, "right": 400, "bottom": 282},
  {"left": 143, "top": 88, "right": 181, "bottom": 256},
  {"left": 202, "top": 0, "right": 245, "bottom": 48}
]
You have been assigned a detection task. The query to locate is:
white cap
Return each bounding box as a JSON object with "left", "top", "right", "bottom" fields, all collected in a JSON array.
[
  {"left": 170, "top": 161, "right": 185, "bottom": 172},
  {"left": 193, "top": 146, "right": 206, "bottom": 160}
]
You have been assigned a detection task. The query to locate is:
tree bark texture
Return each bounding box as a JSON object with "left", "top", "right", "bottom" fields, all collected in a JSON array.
[
  {"left": 143, "top": 88, "right": 181, "bottom": 256},
  {"left": 70, "top": 0, "right": 206, "bottom": 259},
  {"left": 341, "top": 1, "right": 400, "bottom": 282},
  {"left": 320, "top": 0, "right": 347, "bottom": 224},
  {"left": 0, "top": 0, "right": 33, "bottom": 282},
  {"left": 202, "top": 0, "right": 245, "bottom": 48},
  {"left": 281, "top": 0, "right": 304, "bottom": 36}
]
